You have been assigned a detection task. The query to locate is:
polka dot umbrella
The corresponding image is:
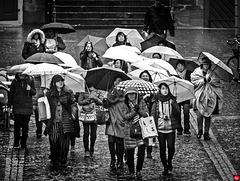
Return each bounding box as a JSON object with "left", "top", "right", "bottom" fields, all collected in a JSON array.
[{"left": 115, "top": 79, "right": 158, "bottom": 95}]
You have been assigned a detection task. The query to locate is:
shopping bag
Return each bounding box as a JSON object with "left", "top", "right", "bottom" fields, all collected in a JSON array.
[
  {"left": 139, "top": 115, "right": 158, "bottom": 139},
  {"left": 95, "top": 106, "right": 110, "bottom": 125},
  {"left": 37, "top": 96, "right": 51, "bottom": 121},
  {"left": 78, "top": 112, "right": 96, "bottom": 123}
]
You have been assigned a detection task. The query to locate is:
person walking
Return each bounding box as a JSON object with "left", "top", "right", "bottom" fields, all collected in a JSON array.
[
  {"left": 139, "top": 70, "right": 156, "bottom": 159},
  {"left": 175, "top": 60, "right": 192, "bottom": 135},
  {"left": 191, "top": 57, "right": 223, "bottom": 140},
  {"left": 142, "top": 0, "right": 175, "bottom": 40},
  {"left": 151, "top": 83, "right": 180, "bottom": 176},
  {"left": 22, "top": 29, "right": 45, "bottom": 59},
  {"left": 103, "top": 75, "right": 125, "bottom": 170},
  {"left": 122, "top": 87, "right": 149, "bottom": 179},
  {"left": 112, "top": 32, "right": 131, "bottom": 47},
  {"left": 8, "top": 73, "right": 36, "bottom": 149},
  {"left": 43, "top": 74, "right": 78, "bottom": 166},
  {"left": 79, "top": 41, "right": 103, "bottom": 70},
  {"left": 78, "top": 85, "right": 102, "bottom": 158},
  {"left": 44, "top": 28, "right": 66, "bottom": 53}
]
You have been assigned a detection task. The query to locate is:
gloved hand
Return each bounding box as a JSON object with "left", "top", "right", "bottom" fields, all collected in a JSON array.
[{"left": 134, "top": 104, "right": 140, "bottom": 112}]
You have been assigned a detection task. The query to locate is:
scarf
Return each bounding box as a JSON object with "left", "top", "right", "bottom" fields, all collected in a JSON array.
[
  {"left": 157, "top": 92, "right": 174, "bottom": 102},
  {"left": 176, "top": 69, "right": 187, "bottom": 79}
]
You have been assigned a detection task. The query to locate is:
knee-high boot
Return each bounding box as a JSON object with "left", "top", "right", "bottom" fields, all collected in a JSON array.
[{"left": 108, "top": 142, "right": 116, "bottom": 168}]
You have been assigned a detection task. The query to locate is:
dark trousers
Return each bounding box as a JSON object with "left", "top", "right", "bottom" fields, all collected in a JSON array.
[
  {"left": 126, "top": 145, "right": 145, "bottom": 173},
  {"left": 70, "top": 133, "right": 75, "bottom": 147},
  {"left": 178, "top": 101, "right": 190, "bottom": 132},
  {"left": 34, "top": 110, "right": 42, "bottom": 134},
  {"left": 83, "top": 123, "right": 97, "bottom": 153},
  {"left": 14, "top": 114, "right": 31, "bottom": 147},
  {"left": 196, "top": 111, "right": 211, "bottom": 133},
  {"left": 108, "top": 135, "right": 124, "bottom": 164},
  {"left": 158, "top": 132, "right": 175, "bottom": 168}
]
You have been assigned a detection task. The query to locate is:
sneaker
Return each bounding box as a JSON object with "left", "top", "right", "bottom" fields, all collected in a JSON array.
[{"left": 85, "top": 151, "right": 90, "bottom": 157}]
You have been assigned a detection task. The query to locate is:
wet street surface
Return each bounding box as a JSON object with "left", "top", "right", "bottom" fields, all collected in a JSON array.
[{"left": 0, "top": 26, "right": 239, "bottom": 180}]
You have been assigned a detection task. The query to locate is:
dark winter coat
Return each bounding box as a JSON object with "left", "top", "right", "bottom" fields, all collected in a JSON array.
[
  {"left": 8, "top": 74, "right": 36, "bottom": 115},
  {"left": 22, "top": 29, "right": 45, "bottom": 59},
  {"left": 80, "top": 50, "right": 103, "bottom": 70},
  {"left": 143, "top": 3, "right": 175, "bottom": 36},
  {"left": 44, "top": 85, "right": 78, "bottom": 135}
]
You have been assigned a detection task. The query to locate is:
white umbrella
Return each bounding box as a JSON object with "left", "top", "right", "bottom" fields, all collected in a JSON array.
[
  {"left": 102, "top": 46, "right": 142, "bottom": 63},
  {"left": 115, "top": 45, "right": 141, "bottom": 54},
  {"left": 155, "top": 76, "right": 195, "bottom": 103},
  {"left": 66, "top": 66, "right": 87, "bottom": 78},
  {"left": 106, "top": 27, "right": 144, "bottom": 50},
  {"left": 141, "top": 45, "right": 183, "bottom": 61},
  {"left": 53, "top": 52, "right": 78, "bottom": 68}
]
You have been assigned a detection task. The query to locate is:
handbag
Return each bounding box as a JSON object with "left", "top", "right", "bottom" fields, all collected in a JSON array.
[
  {"left": 130, "top": 115, "right": 142, "bottom": 139},
  {"left": 95, "top": 106, "right": 110, "bottom": 125},
  {"left": 37, "top": 96, "right": 51, "bottom": 121},
  {"left": 78, "top": 112, "right": 96, "bottom": 123},
  {"left": 139, "top": 114, "right": 158, "bottom": 139}
]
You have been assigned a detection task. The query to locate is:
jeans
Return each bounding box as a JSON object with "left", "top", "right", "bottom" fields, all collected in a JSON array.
[
  {"left": 14, "top": 114, "right": 31, "bottom": 147},
  {"left": 83, "top": 122, "right": 97, "bottom": 153},
  {"left": 126, "top": 145, "right": 145, "bottom": 173},
  {"left": 196, "top": 111, "right": 211, "bottom": 133},
  {"left": 158, "top": 131, "right": 175, "bottom": 168},
  {"left": 178, "top": 101, "right": 190, "bottom": 132}
]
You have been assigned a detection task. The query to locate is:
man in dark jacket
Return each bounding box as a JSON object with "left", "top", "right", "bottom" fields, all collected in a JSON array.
[
  {"left": 142, "top": 0, "right": 175, "bottom": 40},
  {"left": 175, "top": 60, "right": 192, "bottom": 135},
  {"left": 8, "top": 73, "right": 36, "bottom": 148}
]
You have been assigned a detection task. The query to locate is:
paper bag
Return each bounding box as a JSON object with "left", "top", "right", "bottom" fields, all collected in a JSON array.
[
  {"left": 38, "top": 96, "right": 51, "bottom": 121},
  {"left": 139, "top": 115, "right": 158, "bottom": 139}
]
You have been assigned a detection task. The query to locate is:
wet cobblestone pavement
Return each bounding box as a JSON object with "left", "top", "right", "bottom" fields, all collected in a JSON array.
[{"left": 0, "top": 26, "right": 239, "bottom": 180}]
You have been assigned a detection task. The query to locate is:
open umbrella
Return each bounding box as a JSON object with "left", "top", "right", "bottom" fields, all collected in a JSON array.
[
  {"left": 25, "top": 53, "right": 64, "bottom": 64},
  {"left": 106, "top": 28, "right": 144, "bottom": 50},
  {"left": 155, "top": 76, "right": 195, "bottom": 103},
  {"left": 115, "top": 45, "right": 141, "bottom": 54},
  {"left": 141, "top": 46, "right": 183, "bottom": 61},
  {"left": 197, "top": 52, "right": 233, "bottom": 82},
  {"left": 169, "top": 58, "right": 198, "bottom": 72},
  {"left": 74, "top": 35, "right": 108, "bottom": 59},
  {"left": 7, "top": 63, "right": 34, "bottom": 75},
  {"left": 140, "top": 34, "right": 176, "bottom": 51},
  {"left": 85, "top": 66, "right": 132, "bottom": 91},
  {"left": 41, "top": 22, "right": 75, "bottom": 34},
  {"left": 102, "top": 46, "right": 142, "bottom": 63},
  {"left": 115, "top": 79, "right": 158, "bottom": 95},
  {"left": 53, "top": 52, "right": 78, "bottom": 68},
  {"left": 66, "top": 66, "right": 87, "bottom": 78}
]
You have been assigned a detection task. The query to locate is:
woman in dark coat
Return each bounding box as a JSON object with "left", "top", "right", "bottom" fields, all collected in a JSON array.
[
  {"left": 112, "top": 32, "right": 131, "bottom": 47},
  {"left": 79, "top": 41, "right": 103, "bottom": 70},
  {"left": 151, "top": 83, "right": 180, "bottom": 176},
  {"left": 43, "top": 74, "right": 78, "bottom": 166},
  {"left": 8, "top": 73, "right": 36, "bottom": 148},
  {"left": 22, "top": 29, "right": 45, "bottom": 59}
]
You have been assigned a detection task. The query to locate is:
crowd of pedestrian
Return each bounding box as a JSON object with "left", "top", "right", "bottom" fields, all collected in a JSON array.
[{"left": 4, "top": 0, "right": 226, "bottom": 180}]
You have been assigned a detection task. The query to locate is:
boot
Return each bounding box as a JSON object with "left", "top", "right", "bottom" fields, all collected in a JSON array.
[
  {"left": 116, "top": 143, "right": 124, "bottom": 169},
  {"left": 109, "top": 142, "right": 116, "bottom": 168},
  {"left": 204, "top": 132, "right": 211, "bottom": 141},
  {"left": 197, "top": 130, "right": 203, "bottom": 139}
]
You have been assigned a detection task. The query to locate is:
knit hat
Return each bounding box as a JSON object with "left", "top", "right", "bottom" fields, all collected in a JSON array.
[
  {"left": 200, "top": 57, "right": 211, "bottom": 65},
  {"left": 124, "top": 87, "right": 138, "bottom": 96}
]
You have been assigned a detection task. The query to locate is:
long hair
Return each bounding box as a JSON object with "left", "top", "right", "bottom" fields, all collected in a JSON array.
[
  {"left": 139, "top": 70, "right": 153, "bottom": 83},
  {"left": 115, "top": 32, "right": 127, "bottom": 43},
  {"left": 84, "top": 41, "right": 93, "bottom": 50},
  {"left": 113, "top": 59, "right": 128, "bottom": 73}
]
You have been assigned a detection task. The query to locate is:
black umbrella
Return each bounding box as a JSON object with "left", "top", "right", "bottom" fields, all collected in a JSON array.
[
  {"left": 41, "top": 22, "right": 75, "bottom": 34},
  {"left": 140, "top": 34, "right": 176, "bottom": 51},
  {"left": 85, "top": 66, "right": 132, "bottom": 91}
]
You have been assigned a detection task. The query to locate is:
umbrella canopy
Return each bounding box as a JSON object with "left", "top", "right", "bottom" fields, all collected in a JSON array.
[
  {"left": 197, "top": 52, "right": 233, "bottom": 82},
  {"left": 22, "top": 63, "right": 67, "bottom": 76},
  {"left": 41, "top": 22, "right": 75, "bottom": 34},
  {"left": 66, "top": 66, "right": 87, "bottom": 78},
  {"left": 25, "top": 53, "right": 64, "bottom": 64},
  {"left": 106, "top": 28, "right": 144, "bottom": 50},
  {"left": 102, "top": 46, "right": 142, "bottom": 63},
  {"left": 140, "top": 34, "right": 176, "bottom": 51},
  {"left": 115, "top": 45, "right": 141, "bottom": 54},
  {"left": 169, "top": 58, "right": 198, "bottom": 72},
  {"left": 85, "top": 66, "right": 132, "bottom": 91},
  {"left": 40, "top": 72, "right": 85, "bottom": 93},
  {"left": 141, "top": 45, "right": 183, "bottom": 61},
  {"left": 53, "top": 52, "right": 78, "bottom": 68},
  {"left": 115, "top": 79, "right": 158, "bottom": 95},
  {"left": 155, "top": 76, "right": 195, "bottom": 103},
  {"left": 74, "top": 35, "right": 108, "bottom": 59},
  {"left": 7, "top": 63, "right": 34, "bottom": 75},
  {"left": 133, "top": 58, "right": 177, "bottom": 76}
]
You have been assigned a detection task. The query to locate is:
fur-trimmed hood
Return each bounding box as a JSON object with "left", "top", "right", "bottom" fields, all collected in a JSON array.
[{"left": 27, "top": 29, "right": 45, "bottom": 44}]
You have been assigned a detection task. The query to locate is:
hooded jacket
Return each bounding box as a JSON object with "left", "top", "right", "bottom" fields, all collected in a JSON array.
[
  {"left": 22, "top": 29, "right": 45, "bottom": 59},
  {"left": 8, "top": 74, "right": 36, "bottom": 115}
]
